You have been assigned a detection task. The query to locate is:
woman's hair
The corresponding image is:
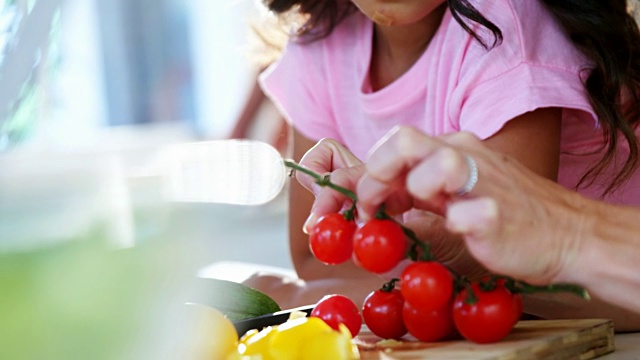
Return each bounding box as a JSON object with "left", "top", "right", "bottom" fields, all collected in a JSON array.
[
  {"left": 263, "top": 0, "right": 640, "bottom": 195},
  {"left": 540, "top": 0, "right": 640, "bottom": 194}
]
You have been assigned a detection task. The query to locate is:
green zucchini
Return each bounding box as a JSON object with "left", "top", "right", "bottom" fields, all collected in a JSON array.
[{"left": 188, "top": 277, "right": 281, "bottom": 321}]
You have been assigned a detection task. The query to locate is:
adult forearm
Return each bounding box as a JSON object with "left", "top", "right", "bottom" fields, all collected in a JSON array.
[{"left": 556, "top": 198, "right": 640, "bottom": 316}]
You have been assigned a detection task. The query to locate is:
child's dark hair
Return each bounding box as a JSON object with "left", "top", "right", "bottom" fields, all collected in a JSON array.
[{"left": 263, "top": 0, "right": 640, "bottom": 195}]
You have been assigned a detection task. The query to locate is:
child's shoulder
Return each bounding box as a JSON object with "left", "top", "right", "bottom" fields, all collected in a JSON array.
[{"left": 467, "top": 0, "right": 585, "bottom": 66}]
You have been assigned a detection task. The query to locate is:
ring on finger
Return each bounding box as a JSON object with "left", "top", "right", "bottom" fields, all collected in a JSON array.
[{"left": 455, "top": 155, "right": 478, "bottom": 196}]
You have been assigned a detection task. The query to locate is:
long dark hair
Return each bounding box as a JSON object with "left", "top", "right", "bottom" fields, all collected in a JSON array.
[
  {"left": 540, "top": 0, "right": 640, "bottom": 194},
  {"left": 263, "top": 0, "right": 640, "bottom": 195}
]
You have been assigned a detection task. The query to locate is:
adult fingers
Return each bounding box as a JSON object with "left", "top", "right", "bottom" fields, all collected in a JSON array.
[
  {"left": 405, "top": 145, "right": 476, "bottom": 203},
  {"left": 359, "top": 127, "right": 475, "bottom": 217},
  {"left": 444, "top": 198, "right": 510, "bottom": 275},
  {"left": 445, "top": 178, "right": 564, "bottom": 284},
  {"left": 365, "top": 127, "right": 434, "bottom": 183},
  {"left": 358, "top": 127, "right": 440, "bottom": 217},
  {"left": 356, "top": 175, "right": 415, "bottom": 221},
  {"left": 445, "top": 197, "right": 499, "bottom": 240}
]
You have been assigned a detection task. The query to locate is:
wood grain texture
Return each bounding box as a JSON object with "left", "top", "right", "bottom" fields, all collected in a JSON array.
[{"left": 354, "top": 319, "right": 614, "bottom": 360}]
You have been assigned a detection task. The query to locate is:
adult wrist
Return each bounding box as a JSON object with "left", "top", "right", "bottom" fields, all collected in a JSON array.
[{"left": 549, "top": 193, "right": 600, "bottom": 288}]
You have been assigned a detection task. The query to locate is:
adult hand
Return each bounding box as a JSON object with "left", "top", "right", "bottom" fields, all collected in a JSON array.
[
  {"left": 402, "top": 209, "right": 488, "bottom": 280},
  {"left": 357, "top": 126, "right": 587, "bottom": 285}
]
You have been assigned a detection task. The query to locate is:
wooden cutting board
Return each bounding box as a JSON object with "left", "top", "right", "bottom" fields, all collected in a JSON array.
[{"left": 354, "top": 319, "right": 614, "bottom": 359}]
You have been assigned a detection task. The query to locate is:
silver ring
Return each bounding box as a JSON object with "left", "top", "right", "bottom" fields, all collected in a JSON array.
[{"left": 455, "top": 155, "right": 478, "bottom": 196}]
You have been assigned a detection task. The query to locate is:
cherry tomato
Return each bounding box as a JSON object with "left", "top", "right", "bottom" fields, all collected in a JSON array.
[
  {"left": 309, "top": 213, "right": 356, "bottom": 265},
  {"left": 362, "top": 281, "right": 407, "bottom": 340},
  {"left": 490, "top": 277, "right": 524, "bottom": 325},
  {"left": 512, "top": 293, "right": 524, "bottom": 324},
  {"left": 452, "top": 282, "right": 519, "bottom": 344},
  {"left": 402, "top": 300, "right": 455, "bottom": 342},
  {"left": 400, "top": 261, "right": 454, "bottom": 311},
  {"left": 311, "top": 294, "right": 362, "bottom": 337},
  {"left": 353, "top": 219, "right": 407, "bottom": 274}
]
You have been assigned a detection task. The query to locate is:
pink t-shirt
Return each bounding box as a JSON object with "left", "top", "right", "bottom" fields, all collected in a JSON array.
[{"left": 260, "top": 0, "right": 640, "bottom": 204}]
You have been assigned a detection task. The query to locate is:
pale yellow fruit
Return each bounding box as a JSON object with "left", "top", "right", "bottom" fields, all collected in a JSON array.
[{"left": 182, "top": 303, "right": 238, "bottom": 360}]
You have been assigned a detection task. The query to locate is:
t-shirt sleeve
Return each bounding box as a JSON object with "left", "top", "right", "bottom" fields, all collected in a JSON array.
[
  {"left": 258, "top": 40, "right": 340, "bottom": 142},
  {"left": 452, "top": 62, "right": 598, "bottom": 140}
]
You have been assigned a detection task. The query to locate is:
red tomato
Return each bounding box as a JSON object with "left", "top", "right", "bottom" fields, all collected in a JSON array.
[
  {"left": 311, "top": 294, "right": 362, "bottom": 337},
  {"left": 362, "top": 284, "right": 407, "bottom": 340},
  {"left": 353, "top": 219, "right": 407, "bottom": 274},
  {"left": 489, "top": 277, "right": 524, "bottom": 325},
  {"left": 309, "top": 213, "right": 356, "bottom": 265},
  {"left": 400, "top": 261, "right": 454, "bottom": 311},
  {"left": 403, "top": 300, "right": 455, "bottom": 342},
  {"left": 513, "top": 293, "right": 524, "bottom": 324},
  {"left": 452, "top": 282, "right": 519, "bottom": 344}
]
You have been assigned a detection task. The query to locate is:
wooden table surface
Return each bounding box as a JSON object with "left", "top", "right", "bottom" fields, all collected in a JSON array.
[
  {"left": 601, "top": 332, "right": 640, "bottom": 359},
  {"left": 353, "top": 319, "right": 640, "bottom": 360}
]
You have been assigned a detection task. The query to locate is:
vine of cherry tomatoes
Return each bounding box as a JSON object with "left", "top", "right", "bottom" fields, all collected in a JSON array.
[
  {"left": 309, "top": 211, "right": 407, "bottom": 274},
  {"left": 308, "top": 209, "right": 524, "bottom": 343},
  {"left": 285, "top": 160, "right": 587, "bottom": 345},
  {"left": 363, "top": 276, "right": 523, "bottom": 343}
]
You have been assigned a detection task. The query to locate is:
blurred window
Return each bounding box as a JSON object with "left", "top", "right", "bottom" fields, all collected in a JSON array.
[
  {"left": 0, "top": 0, "right": 260, "bottom": 152},
  {"left": 0, "top": 0, "right": 60, "bottom": 150}
]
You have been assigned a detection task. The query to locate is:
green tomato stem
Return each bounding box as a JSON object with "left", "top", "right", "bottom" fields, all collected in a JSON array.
[
  {"left": 284, "top": 160, "right": 358, "bottom": 202},
  {"left": 464, "top": 282, "right": 479, "bottom": 305},
  {"left": 512, "top": 281, "right": 591, "bottom": 300},
  {"left": 381, "top": 278, "right": 399, "bottom": 292}
]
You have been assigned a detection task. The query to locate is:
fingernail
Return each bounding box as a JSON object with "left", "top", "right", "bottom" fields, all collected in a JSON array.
[{"left": 303, "top": 212, "right": 318, "bottom": 234}]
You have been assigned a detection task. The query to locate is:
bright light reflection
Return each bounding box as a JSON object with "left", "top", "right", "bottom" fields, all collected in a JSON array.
[{"left": 162, "top": 140, "right": 286, "bottom": 205}]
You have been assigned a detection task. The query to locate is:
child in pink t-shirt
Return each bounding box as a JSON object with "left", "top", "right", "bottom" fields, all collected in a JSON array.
[{"left": 250, "top": 0, "right": 640, "bottom": 330}]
